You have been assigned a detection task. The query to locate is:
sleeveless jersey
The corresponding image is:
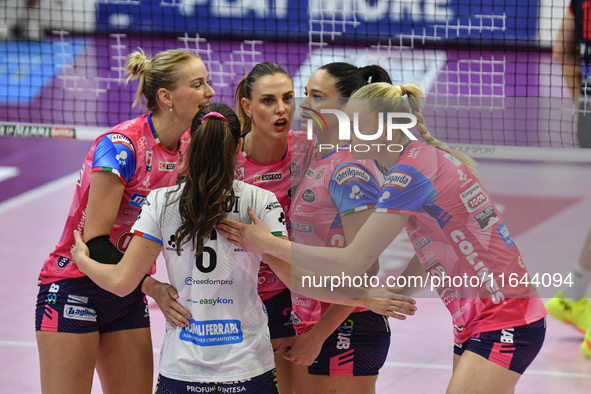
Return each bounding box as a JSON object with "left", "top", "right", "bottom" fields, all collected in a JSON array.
[
  {"left": 375, "top": 141, "right": 547, "bottom": 343},
  {"left": 40, "top": 114, "right": 189, "bottom": 284},
  {"left": 131, "top": 181, "right": 285, "bottom": 382},
  {"left": 290, "top": 147, "right": 380, "bottom": 334},
  {"left": 235, "top": 131, "right": 315, "bottom": 300}
]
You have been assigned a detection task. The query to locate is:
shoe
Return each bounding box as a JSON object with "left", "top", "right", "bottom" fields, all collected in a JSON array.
[
  {"left": 582, "top": 328, "right": 591, "bottom": 359},
  {"left": 545, "top": 291, "right": 591, "bottom": 333}
]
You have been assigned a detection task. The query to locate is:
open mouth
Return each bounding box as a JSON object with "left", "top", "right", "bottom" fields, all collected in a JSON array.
[{"left": 275, "top": 119, "right": 287, "bottom": 127}]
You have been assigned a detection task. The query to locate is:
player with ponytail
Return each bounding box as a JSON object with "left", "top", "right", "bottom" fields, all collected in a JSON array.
[{"left": 219, "top": 82, "right": 548, "bottom": 394}]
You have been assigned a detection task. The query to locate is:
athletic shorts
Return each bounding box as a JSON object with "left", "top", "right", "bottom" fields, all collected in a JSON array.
[
  {"left": 35, "top": 276, "right": 150, "bottom": 333},
  {"left": 308, "top": 311, "right": 391, "bottom": 376},
  {"left": 578, "top": 101, "right": 591, "bottom": 148},
  {"left": 453, "top": 317, "right": 546, "bottom": 374},
  {"left": 155, "top": 369, "right": 279, "bottom": 394},
  {"left": 262, "top": 288, "right": 296, "bottom": 340}
]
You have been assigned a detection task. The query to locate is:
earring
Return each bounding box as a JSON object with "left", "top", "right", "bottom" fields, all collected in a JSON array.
[{"left": 169, "top": 107, "right": 173, "bottom": 112}]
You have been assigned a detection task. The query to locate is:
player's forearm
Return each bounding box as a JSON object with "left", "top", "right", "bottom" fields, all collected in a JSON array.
[
  {"left": 562, "top": 55, "right": 582, "bottom": 100},
  {"left": 75, "top": 255, "right": 131, "bottom": 297}
]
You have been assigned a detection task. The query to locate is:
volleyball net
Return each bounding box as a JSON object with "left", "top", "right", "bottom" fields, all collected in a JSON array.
[{"left": 1, "top": 0, "right": 589, "bottom": 161}]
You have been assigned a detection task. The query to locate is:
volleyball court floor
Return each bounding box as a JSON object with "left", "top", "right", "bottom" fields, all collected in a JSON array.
[{"left": 1, "top": 135, "right": 591, "bottom": 393}]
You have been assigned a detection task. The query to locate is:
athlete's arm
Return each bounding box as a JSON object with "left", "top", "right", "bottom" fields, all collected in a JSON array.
[
  {"left": 84, "top": 171, "right": 125, "bottom": 241},
  {"left": 219, "top": 207, "right": 408, "bottom": 277},
  {"left": 553, "top": 8, "right": 580, "bottom": 99},
  {"left": 72, "top": 230, "right": 160, "bottom": 297},
  {"left": 141, "top": 276, "right": 192, "bottom": 328},
  {"left": 276, "top": 209, "right": 376, "bottom": 365}
]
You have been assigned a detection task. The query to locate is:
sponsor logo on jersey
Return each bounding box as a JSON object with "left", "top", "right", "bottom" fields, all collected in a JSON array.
[
  {"left": 116, "top": 231, "right": 134, "bottom": 253},
  {"left": 290, "top": 162, "right": 300, "bottom": 177},
  {"left": 305, "top": 168, "right": 315, "bottom": 179},
  {"left": 302, "top": 189, "right": 316, "bottom": 203},
  {"left": 254, "top": 172, "right": 283, "bottom": 183},
  {"left": 196, "top": 297, "right": 234, "bottom": 306},
  {"left": 349, "top": 185, "right": 364, "bottom": 200},
  {"left": 460, "top": 183, "right": 488, "bottom": 213},
  {"left": 293, "top": 221, "right": 313, "bottom": 233},
  {"left": 407, "top": 147, "right": 421, "bottom": 159},
  {"left": 180, "top": 319, "right": 243, "bottom": 347},
  {"left": 235, "top": 166, "right": 245, "bottom": 181},
  {"left": 145, "top": 150, "right": 153, "bottom": 172},
  {"left": 158, "top": 161, "right": 176, "bottom": 171},
  {"left": 517, "top": 255, "right": 525, "bottom": 269},
  {"left": 67, "top": 295, "right": 89, "bottom": 305},
  {"left": 315, "top": 167, "right": 326, "bottom": 180},
  {"left": 458, "top": 169, "right": 473, "bottom": 188},
  {"left": 384, "top": 171, "right": 412, "bottom": 189},
  {"left": 293, "top": 205, "right": 314, "bottom": 217},
  {"left": 287, "top": 185, "right": 298, "bottom": 198},
  {"left": 63, "top": 305, "right": 97, "bottom": 322},
  {"left": 110, "top": 134, "right": 135, "bottom": 156},
  {"left": 292, "top": 298, "right": 312, "bottom": 307},
  {"left": 76, "top": 164, "right": 84, "bottom": 187},
  {"left": 407, "top": 226, "right": 421, "bottom": 237},
  {"left": 440, "top": 287, "right": 459, "bottom": 306},
  {"left": 424, "top": 260, "right": 450, "bottom": 290},
  {"left": 57, "top": 256, "right": 70, "bottom": 268},
  {"left": 335, "top": 165, "right": 370, "bottom": 186},
  {"left": 185, "top": 277, "right": 233, "bottom": 286},
  {"left": 496, "top": 222, "right": 515, "bottom": 248},
  {"left": 49, "top": 283, "right": 60, "bottom": 293},
  {"left": 413, "top": 236, "right": 431, "bottom": 250},
  {"left": 265, "top": 201, "right": 282, "bottom": 211},
  {"left": 129, "top": 193, "right": 147, "bottom": 208},
  {"left": 475, "top": 205, "right": 499, "bottom": 230},
  {"left": 378, "top": 190, "right": 390, "bottom": 203}
]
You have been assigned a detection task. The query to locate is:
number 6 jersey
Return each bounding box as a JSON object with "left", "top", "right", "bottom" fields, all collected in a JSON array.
[{"left": 131, "top": 180, "right": 287, "bottom": 382}]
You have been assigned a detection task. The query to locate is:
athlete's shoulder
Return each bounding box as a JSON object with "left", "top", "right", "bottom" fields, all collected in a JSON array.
[
  {"left": 289, "top": 130, "right": 316, "bottom": 155},
  {"left": 109, "top": 114, "right": 150, "bottom": 138}
]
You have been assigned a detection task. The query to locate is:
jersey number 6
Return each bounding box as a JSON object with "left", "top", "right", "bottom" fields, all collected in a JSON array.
[{"left": 195, "top": 229, "right": 217, "bottom": 273}]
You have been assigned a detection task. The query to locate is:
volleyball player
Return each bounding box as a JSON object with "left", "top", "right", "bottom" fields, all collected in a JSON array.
[
  {"left": 275, "top": 62, "right": 396, "bottom": 394},
  {"left": 219, "top": 83, "right": 548, "bottom": 394},
  {"left": 35, "top": 48, "right": 214, "bottom": 393},
  {"left": 234, "top": 61, "right": 316, "bottom": 393},
  {"left": 545, "top": 1, "right": 591, "bottom": 358},
  {"left": 71, "top": 104, "right": 282, "bottom": 394}
]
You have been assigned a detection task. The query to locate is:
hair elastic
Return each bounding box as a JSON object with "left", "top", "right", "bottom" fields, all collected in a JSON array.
[
  {"left": 398, "top": 85, "right": 407, "bottom": 96},
  {"left": 201, "top": 112, "right": 227, "bottom": 124},
  {"left": 139, "top": 59, "right": 149, "bottom": 73}
]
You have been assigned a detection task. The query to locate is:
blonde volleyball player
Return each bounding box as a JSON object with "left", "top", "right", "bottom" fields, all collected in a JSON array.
[
  {"left": 35, "top": 48, "right": 213, "bottom": 394},
  {"left": 219, "top": 83, "right": 548, "bottom": 394}
]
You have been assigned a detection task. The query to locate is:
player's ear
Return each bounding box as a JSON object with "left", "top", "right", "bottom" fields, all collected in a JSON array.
[{"left": 241, "top": 97, "right": 252, "bottom": 118}]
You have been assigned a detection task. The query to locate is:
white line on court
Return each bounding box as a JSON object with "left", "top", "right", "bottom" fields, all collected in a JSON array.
[
  {"left": 0, "top": 172, "right": 78, "bottom": 215},
  {"left": 1, "top": 340, "right": 588, "bottom": 379},
  {"left": 0, "top": 166, "right": 20, "bottom": 182}
]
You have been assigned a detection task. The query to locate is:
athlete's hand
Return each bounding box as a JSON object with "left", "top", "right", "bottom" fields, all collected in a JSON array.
[
  {"left": 143, "top": 277, "right": 191, "bottom": 329},
  {"left": 71, "top": 230, "right": 91, "bottom": 272},
  {"left": 274, "top": 333, "right": 322, "bottom": 366},
  {"left": 363, "top": 287, "right": 417, "bottom": 320},
  {"left": 218, "top": 207, "right": 273, "bottom": 254}
]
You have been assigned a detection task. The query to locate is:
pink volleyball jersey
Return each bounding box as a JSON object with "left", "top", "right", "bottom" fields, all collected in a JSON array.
[
  {"left": 375, "top": 141, "right": 546, "bottom": 343},
  {"left": 235, "top": 131, "right": 315, "bottom": 300},
  {"left": 290, "top": 148, "right": 380, "bottom": 334},
  {"left": 40, "top": 114, "right": 190, "bottom": 284}
]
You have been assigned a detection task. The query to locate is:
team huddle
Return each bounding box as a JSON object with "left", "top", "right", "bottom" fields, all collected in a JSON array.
[{"left": 35, "top": 48, "right": 550, "bottom": 394}]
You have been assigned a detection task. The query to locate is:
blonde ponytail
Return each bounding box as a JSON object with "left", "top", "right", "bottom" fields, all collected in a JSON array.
[{"left": 353, "top": 83, "right": 479, "bottom": 177}]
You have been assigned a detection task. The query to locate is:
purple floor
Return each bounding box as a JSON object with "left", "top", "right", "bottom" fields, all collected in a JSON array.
[{"left": 1, "top": 136, "right": 591, "bottom": 393}]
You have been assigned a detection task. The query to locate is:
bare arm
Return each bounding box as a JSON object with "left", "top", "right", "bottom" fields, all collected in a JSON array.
[
  {"left": 72, "top": 230, "right": 160, "bottom": 297},
  {"left": 219, "top": 207, "right": 408, "bottom": 277},
  {"left": 554, "top": 9, "right": 580, "bottom": 100}
]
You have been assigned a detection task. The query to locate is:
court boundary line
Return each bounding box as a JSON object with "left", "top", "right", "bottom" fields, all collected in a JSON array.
[{"left": 0, "top": 172, "right": 78, "bottom": 215}]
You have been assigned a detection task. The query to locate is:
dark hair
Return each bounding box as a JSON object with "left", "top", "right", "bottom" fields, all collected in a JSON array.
[
  {"left": 234, "top": 62, "right": 293, "bottom": 133},
  {"left": 125, "top": 48, "right": 200, "bottom": 111},
  {"left": 319, "top": 62, "right": 392, "bottom": 97},
  {"left": 172, "top": 103, "right": 241, "bottom": 256}
]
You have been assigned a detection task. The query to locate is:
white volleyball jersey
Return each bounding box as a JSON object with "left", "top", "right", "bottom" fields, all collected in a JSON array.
[{"left": 131, "top": 180, "right": 286, "bottom": 382}]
